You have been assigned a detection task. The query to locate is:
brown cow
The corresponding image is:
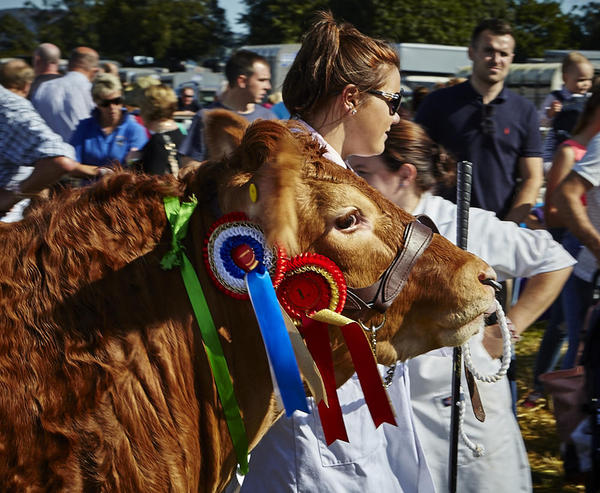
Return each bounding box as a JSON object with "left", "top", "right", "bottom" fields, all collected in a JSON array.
[{"left": 0, "top": 110, "right": 496, "bottom": 492}]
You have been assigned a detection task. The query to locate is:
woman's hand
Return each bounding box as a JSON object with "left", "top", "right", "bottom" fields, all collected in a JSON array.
[{"left": 482, "top": 317, "right": 517, "bottom": 359}]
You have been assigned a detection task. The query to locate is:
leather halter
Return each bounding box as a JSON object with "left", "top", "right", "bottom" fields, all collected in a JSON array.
[{"left": 343, "top": 217, "right": 436, "bottom": 320}]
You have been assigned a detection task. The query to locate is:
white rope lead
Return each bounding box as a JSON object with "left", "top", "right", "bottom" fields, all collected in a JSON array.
[
  {"left": 457, "top": 298, "right": 513, "bottom": 456},
  {"left": 462, "top": 298, "right": 512, "bottom": 383},
  {"left": 458, "top": 397, "right": 485, "bottom": 457}
]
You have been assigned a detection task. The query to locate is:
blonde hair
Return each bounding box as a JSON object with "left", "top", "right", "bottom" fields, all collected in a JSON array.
[
  {"left": 282, "top": 11, "right": 399, "bottom": 119},
  {"left": 0, "top": 59, "right": 34, "bottom": 91},
  {"left": 140, "top": 84, "right": 177, "bottom": 122},
  {"left": 92, "top": 73, "right": 122, "bottom": 101},
  {"left": 562, "top": 51, "right": 592, "bottom": 74},
  {"left": 124, "top": 75, "right": 160, "bottom": 107}
]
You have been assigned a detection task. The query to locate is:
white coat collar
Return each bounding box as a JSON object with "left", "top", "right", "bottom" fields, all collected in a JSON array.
[{"left": 294, "top": 119, "right": 348, "bottom": 169}]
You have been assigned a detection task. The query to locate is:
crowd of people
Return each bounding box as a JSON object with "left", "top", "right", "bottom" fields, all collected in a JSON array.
[{"left": 1, "top": 11, "right": 600, "bottom": 492}]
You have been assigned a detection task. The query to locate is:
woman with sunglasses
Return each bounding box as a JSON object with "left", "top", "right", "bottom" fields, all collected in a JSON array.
[
  {"left": 70, "top": 73, "right": 147, "bottom": 176},
  {"left": 282, "top": 11, "right": 401, "bottom": 167},
  {"left": 235, "top": 12, "right": 433, "bottom": 493}
]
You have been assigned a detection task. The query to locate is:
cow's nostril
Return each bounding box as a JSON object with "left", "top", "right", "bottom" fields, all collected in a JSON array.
[{"left": 481, "top": 278, "right": 502, "bottom": 292}]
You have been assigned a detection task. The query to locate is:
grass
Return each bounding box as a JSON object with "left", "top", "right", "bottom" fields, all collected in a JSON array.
[{"left": 516, "top": 322, "right": 586, "bottom": 492}]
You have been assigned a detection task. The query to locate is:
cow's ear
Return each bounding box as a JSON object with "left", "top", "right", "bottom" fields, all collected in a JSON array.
[
  {"left": 203, "top": 109, "right": 248, "bottom": 161},
  {"left": 247, "top": 127, "right": 303, "bottom": 255}
]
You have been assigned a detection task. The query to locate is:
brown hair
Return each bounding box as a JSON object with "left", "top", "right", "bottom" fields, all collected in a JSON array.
[
  {"left": 140, "top": 84, "right": 177, "bottom": 122},
  {"left": 381, "top": 119, "right": 456, "bottom": 193},
  {"left": 470, "top": 18, "right": 513, "bottom": 47},
  {"left": 562, "top": 51, "right": 592, "bottom": 75},
  {"left": 282, "top": 11, "right": 399, "bottom": 119},
  {"left": 225, "top": 49, "right": 270, "bottom": 87},
  {"left": 572, "top": 83, "right": 600, "bottom": 135}
]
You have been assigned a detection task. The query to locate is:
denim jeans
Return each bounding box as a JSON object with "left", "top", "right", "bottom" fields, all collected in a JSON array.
[
  {"left": 561, "top": 274, "right": 594, "bottom": 369},
  {"left": 531, "top": 229, "right": 584, "bottom": 391}
]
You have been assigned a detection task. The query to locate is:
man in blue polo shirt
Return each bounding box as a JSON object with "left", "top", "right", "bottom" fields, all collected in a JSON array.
[{"left": 415, "top": 18, "right": 543, "bottom": 223}]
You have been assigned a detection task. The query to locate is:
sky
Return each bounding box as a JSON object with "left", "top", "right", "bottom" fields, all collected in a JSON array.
[{"left": 0, "top": 0, "right": 593, "bottom": 34}]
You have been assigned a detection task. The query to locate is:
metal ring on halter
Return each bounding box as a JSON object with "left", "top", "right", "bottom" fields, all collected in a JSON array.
[{"left": 358, "top": 313, "right": 386, "bottom": 332}]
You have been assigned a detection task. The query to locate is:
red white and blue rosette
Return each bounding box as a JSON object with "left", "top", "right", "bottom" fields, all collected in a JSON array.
[
  {"left": 203, "top": 212, "right": 308, "bottom": 417},
  {"left": 204, "top": 212, "right": 286, "bottom": 299}
]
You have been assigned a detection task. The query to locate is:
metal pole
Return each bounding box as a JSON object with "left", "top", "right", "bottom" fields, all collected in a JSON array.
[{"left": 449, "top": 161, "right": 472, "bottom": 493}]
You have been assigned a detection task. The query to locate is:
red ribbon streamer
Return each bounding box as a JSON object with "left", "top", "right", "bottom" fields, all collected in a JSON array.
[
  {"left": 340, "top": 322, "right": 397, "bottom": 428},
  {"left": 299, "top": 315, "right": 397, "bottom": 445},
  {"left": 300, "top": 315, "right": 348, "bottom": 445}
]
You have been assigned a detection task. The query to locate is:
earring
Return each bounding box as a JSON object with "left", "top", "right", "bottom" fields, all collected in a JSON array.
[{"left": 351, "top": 108, "right": 357, "bottom": 115}]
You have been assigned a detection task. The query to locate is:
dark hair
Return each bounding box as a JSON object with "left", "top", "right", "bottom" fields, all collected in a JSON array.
[
  {"left": 282, "top": 11, "right": 399, "bottom": 119},
  {"left": 572, "top": 83, "right": 600, "bottom": 135},
  {"left": 225, "top": 50, "right": 269, "bottom": 87},
  {"left": 411, "top": 86, "right": 430, "bottom": 113},
  {"left": 381, "top": 120, "right": 456, "bottom": 194},
  {"left": 471, "top": 18, "right": 513, "bottom": 46}
]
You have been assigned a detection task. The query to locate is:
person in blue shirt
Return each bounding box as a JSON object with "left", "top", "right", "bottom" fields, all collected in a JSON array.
[{"left": 70, "top": 73, "right": 148, "bottom": 173}]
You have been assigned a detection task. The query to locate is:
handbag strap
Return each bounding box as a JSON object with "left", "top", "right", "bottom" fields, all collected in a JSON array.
[{"left": 162, "top": 132, "right": 179, "bottom": 176}]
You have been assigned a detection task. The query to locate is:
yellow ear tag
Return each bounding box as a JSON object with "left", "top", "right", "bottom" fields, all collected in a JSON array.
[{"left": 249, "top": 183, "right": 258, "bottom": 203}]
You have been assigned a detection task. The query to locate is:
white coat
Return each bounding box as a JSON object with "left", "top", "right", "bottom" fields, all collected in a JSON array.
[{"left": 407, "top": 192, "right": 575, "bottom": 493}]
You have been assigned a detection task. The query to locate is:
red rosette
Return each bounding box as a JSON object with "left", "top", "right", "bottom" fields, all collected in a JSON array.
[{"left": 277, "top": 253, "right": 347, "bottom": 323}]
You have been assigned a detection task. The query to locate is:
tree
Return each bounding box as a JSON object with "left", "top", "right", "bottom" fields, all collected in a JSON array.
[
  {"left": 23, "top": 0, "right": 232, "bottom": 63},
  {"left": 240, "top": 0, "right": 512, "bottom": 45},
  {"left": 240, "top": 0, "right": 328, "bottom": 44},
  {"left": 510, "top": 0, "right": 578, "bottom": 61},
  {"left": 0, "top": 14, "right": 37, "bottom": 57},
  {"left": 239, "top": 0, "right": 585, "bottom": 59},
  {"left": 572, "top": 1, "right": 600, "bottom": 50},
  {"left": 95, "top": 0, "right": 232, "bottom": 61},
  {"left": 29, "top": 0, "right": 101, "bottom": 51}
]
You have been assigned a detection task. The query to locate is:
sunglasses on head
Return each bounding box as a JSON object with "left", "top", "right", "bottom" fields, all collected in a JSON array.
[
  {"left": 368, "top": 89, "right": 403, "bottom": 115},
  {"left": 99, "top": 97, "right": 123, "bottom": 108}
]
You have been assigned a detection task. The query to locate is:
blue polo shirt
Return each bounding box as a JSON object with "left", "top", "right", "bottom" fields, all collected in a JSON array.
[
  {"left": 70, "top": 108, "right": 148, "bottom": 168},
  {"left": 415, "top": 80, "right": 542, "bottom": 219}
]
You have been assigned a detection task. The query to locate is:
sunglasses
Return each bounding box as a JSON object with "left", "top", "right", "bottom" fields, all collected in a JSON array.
[
  {"left": 99, "top": 97, "right": 123, "bottom": 108},
  {"left": 368, "top": 89, "right": 403, "bottom": 115},
  {"left": 481, "top": 104, "right": 495, "bottom": 136}
]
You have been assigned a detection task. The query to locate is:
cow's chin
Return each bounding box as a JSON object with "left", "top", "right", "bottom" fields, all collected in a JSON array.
[{"left": 441, "top": 313, "right": 485, "bottom": 348}]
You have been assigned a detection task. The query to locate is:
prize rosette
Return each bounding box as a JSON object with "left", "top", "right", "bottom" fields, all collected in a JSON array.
[
  {"left": 277, "top": 253, "right": 347, "bottom": 323},
  {"left": 204, "top": 212, "right": 286, "bottom": 299}
]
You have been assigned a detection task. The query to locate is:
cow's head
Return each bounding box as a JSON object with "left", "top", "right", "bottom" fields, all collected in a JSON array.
[{"left": 186, "top": 110, "right": 496, "bottom": 372}]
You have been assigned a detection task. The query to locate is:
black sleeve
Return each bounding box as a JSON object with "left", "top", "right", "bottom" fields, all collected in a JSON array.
[{"left": 141, "top": 134, "right": 169, "bottom": 175}]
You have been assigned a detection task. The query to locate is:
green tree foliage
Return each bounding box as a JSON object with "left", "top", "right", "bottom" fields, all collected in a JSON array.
[
  {"left": 240, "top": 0, "right": 327, "bottom": 44},
  {"left": 510, "top": 0, "right": 578, "bottom": 61},
  {"left": 573, "top": 1, "right": 600, "bottom": 50},
  {"left": 240, "top": 0, "right": 511, "bottom": 44},
  {"left": 239, "top": 0, "right": 590, "bottom": 62},
  {"left": 0, "top": 14, "right": 37, "bottom": 57},
  {"left": 24, "top": 0, "right": 232, "bottom": 62}
]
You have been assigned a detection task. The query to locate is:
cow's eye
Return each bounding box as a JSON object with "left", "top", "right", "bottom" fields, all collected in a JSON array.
[{"left": 335, "top": 212, "right": 359, "bottom": 230}]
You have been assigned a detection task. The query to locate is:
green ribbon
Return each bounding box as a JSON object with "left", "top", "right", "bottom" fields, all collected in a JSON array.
[{"left": 161, "top": 195, "right": 249, "bottom": 474}]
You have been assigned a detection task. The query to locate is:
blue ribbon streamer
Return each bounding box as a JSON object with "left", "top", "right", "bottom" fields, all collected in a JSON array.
[{"left": 245, "top": 269, "right": 309, "bottom": 416}]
